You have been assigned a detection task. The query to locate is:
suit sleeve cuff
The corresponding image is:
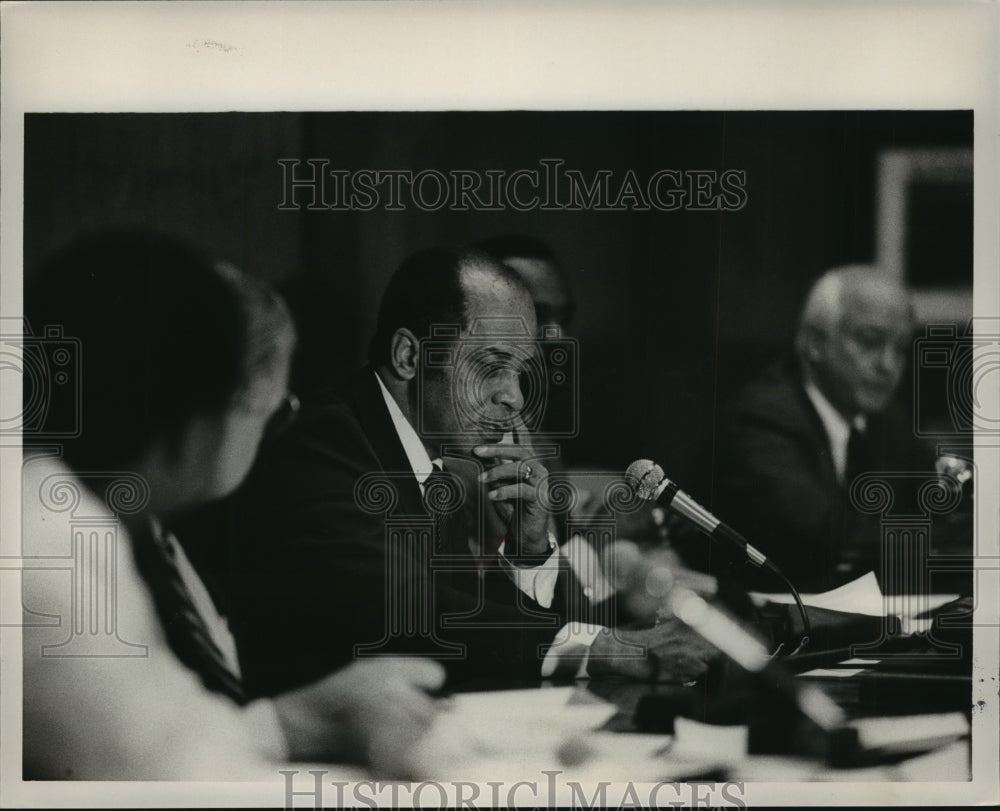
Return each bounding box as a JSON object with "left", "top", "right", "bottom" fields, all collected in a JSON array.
[{"left": 497, "top": 535, "right": 560, "bottom": 609}]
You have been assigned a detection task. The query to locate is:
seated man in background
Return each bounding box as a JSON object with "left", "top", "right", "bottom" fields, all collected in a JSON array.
[
  {"left": 714, "top": 265, "right": 971, "bottom": 593},
  {"left": 215, "top": 246, "right": 717, "bottom": 697},
  {"left": 21, "top": 231, "right": 443, "bottom": 779}
]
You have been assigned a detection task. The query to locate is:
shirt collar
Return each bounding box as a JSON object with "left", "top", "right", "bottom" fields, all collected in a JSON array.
[
  {"left": 373, "top": 371, "right": 440, "bottom": 485},
  {"left": 803, "top": 376, "right": 867, "bottom": 438}
]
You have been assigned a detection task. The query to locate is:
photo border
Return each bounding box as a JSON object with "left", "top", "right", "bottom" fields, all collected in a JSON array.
[{"left": 2, "top": 1, "right": 997, "bottom": 807}]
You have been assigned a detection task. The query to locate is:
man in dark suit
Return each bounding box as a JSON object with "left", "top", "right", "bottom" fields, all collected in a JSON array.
[
  {"left": 714, "top": 266, "right": 970, "bottom": 593},
  {"left": 217, "top": 247, "right": 715, "bottom": 697}
]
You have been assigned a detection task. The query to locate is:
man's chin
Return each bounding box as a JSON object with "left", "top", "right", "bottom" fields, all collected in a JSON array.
[
  {"left": 857, "top": 389, "right": 894, "bottom": 414},
  {"left": 435, "top": 428, "right": 506, "bottom": 451}
]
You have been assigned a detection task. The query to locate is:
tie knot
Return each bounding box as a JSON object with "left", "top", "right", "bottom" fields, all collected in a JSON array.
[{"left": 423, "top": 465, "right": 464, "bottom": 515}]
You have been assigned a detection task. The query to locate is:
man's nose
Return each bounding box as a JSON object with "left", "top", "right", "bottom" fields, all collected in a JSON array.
[
  {"left": 875, "top": 343, "right": 905, "bottom": 376},
  {"left": 491, "top": 370, "right": 525, "bottom": 413}
]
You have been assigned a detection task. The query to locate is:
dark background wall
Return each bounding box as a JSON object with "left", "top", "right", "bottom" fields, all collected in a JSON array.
[{"left": 24, "top": 111, "right": 972, "bottom": 505}]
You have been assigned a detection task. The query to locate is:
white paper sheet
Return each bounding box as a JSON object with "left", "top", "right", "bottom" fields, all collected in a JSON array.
[
  {"left": 414, "top": 686, "right": 621, "bottom": 778},
  {"left": 850, "top": 712, "right": 970, "bottom": 753},
  {"left": 751, "top": 571, "right": 887, "bottom": 616},
  {"left": 751, "top": 571, "right": 960, "bottom": 628},
  {"left": 798, "top": 667, "right": 867, "bottom": 678}
]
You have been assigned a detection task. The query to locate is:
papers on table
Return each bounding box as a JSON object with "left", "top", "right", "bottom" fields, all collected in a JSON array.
[
  {"left": 444, "top": 685, "right": 615, "bottom": 734},
  {"left": 671, "top": 716, "right": 748, "bottom": 762},
  {"left": 798, "top": 657, "right": 882, "bottom": 678},
  {"left": 798, "top": 667, "right": 868, "bottom": 678},
  {"left": 413, "top": 686, "right": 612, "bottom": 778},
  {"left": 412, "top": 684, "right": 969, "bottom": 782},
  {"left": 850, "top": 712, "right": 970, "bottom": 754},
  {"left": 644, "top": 712, "right": 968, "bottom": 767},
  {"left": 413, "top": 686, "right": 694, "bottom": 781},
  {"left": 750, "top": 571, "right": 886, "bottom": 616},
  {"left": 750, "top": 571, "right": 961, "bottom": 632}
]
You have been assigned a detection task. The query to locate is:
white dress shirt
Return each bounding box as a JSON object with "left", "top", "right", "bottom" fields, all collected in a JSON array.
[
  {"left": 803, "top": 377, "right": 866, "bottom": 484},
  {"left": 373, "top": 372, "right": 602, "bottom": 676}
]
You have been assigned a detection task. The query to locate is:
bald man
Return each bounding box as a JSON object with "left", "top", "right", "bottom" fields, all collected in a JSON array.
[
  {"left": 214, "top": 246, "right": 716, "bottom": 696},
  {"left": 714, "top": 266, "right": 966, "bottom": 592}
]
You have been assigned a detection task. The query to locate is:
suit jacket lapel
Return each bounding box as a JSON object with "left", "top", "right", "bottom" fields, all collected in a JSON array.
[
  {"left": 786, "top": 362, "right": 841, "bottom": 490},
  {"left": 348, "top": 368, "right": 426, "bottom": 516}
]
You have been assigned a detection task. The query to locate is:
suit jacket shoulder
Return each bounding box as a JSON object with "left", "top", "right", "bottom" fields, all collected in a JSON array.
[{"left": 207, "top": 370, "right": 566, "bottom": 695}]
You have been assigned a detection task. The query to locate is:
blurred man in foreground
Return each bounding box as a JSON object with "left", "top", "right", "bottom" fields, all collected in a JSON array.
[{"left": 21, "top": 231, "right": 443, "bottom": 779}]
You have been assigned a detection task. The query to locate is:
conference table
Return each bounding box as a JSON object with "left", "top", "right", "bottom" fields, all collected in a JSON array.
[{"left": 417, "top": 585, "right": 974, "bottom": 787}]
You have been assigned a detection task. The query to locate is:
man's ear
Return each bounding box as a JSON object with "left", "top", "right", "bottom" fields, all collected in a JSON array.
[
  {"left": 797, "top": 324, "right": 827, "bottom": 364},
  {"left": 389, "top": 328, "right": 420, "bottom": 381}
]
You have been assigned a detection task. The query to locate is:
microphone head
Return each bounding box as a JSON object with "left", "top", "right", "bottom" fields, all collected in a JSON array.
[{"left": 625, "top": 459, "right": 665, "bottom": 500}]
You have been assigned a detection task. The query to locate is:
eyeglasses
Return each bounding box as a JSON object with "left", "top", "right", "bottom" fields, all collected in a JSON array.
[{"left": 262, "top": 392, "right": 300, "bottom": 446}]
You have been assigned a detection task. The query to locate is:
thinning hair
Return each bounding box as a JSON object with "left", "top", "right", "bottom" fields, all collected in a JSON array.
[
  {"left": 25, "top": 230, "right": 296, "bottom": 471},
  {"left": 472, "top": 234, "right": 575, "bottom": 328},
  {"left": 794, "top": 264, "right": 907, "bottom": 357}
]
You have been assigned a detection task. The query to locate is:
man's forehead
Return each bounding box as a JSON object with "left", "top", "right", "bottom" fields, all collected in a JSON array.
[
  {"left": 461, "top": 315, "right": 536, "bottom": 337},
  {"left": 453, "top": 261, "right": 539, "bottom": 344},
  {"left": 838, "top": 278, "right": 910, "bottom": 321},
  {"left": 843, "top": 277, "right": 909, "bottom": 310},
  {"left": 841, "top": 295, "right": 912, "bottom": 328},
  {"left": 450, "top": 323, "right": 539, "bottom": 365},
  {"left": 454, "top": 332, "right": 538, "bottom": 358},
  {"left": 463, "top": 262, "right": 534, "bottom": 306}
]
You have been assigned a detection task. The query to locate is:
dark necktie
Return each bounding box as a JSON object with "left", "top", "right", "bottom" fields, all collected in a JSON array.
[
  {"left": 130, "top": 517, "right": 247, "bottom": 705},
  {"left": 845, "top": 423, "right": 874, "bottom": 489},
  {"left": 423, "top": 464, "right": 470, "bottom": 557}
]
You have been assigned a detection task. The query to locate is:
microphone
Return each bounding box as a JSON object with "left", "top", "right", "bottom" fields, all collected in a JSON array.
[
  {"left": 625, "top": 459, "right": 779, "bottom": 575},
  {"left": 625, "top": 459, "right": 812, "bottom": 655}
]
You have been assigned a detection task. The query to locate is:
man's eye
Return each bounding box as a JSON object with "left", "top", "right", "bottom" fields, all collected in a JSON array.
[
  {"left": 851, "top": 330, "right": 886, "bottom": 351},
  {"left": 495, "top": 365, "right": 526, "bottom": 382},
  {"left": 481, "top": 360, "right": 506, "bottom": 376},
  {"left": 482, "top": 355, "right": 515, "bottom": 374}
]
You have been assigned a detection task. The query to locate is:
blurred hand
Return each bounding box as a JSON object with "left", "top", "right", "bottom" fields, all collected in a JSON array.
[
  {"left": 272, "top": 657, "right": 445, "bottom": 777},
  {"left": 586, "top": 618, "right": 719, "bottom": 683},
  {"left": 586, "top": 540, "right": 720, "bottom": 682},
  {"left": 600, "top": 539, "right": 717, "bottom": 620}
]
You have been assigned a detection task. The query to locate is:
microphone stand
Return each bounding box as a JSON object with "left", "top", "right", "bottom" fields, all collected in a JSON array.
[
  {"left": 769, "top": 565, "right": 812, "bottom": 657},
  {"left": 689, "top": 517, "right": 813, "bottom": 656},
  {"left": 626, "top": 461, "right": 811, "bottom": 656}
]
